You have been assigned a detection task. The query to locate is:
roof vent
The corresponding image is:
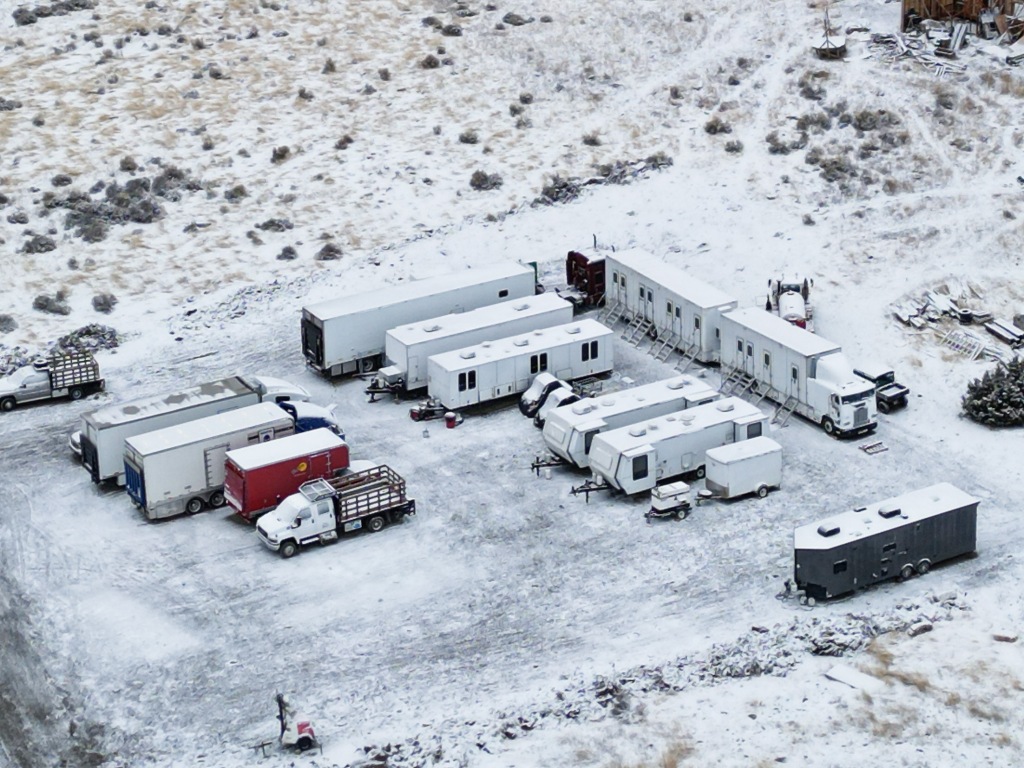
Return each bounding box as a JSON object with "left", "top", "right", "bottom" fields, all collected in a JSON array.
[
  {"left": 878, "top": 506, "right": 902, "bottom": 519},
  {"left": 571, "top": 403, "right": 595, "bottom": 415},
  {"left": 716, "top": 401, "right": 735, "bottom": 412},
  {"left": 513, "top": 338, "right": 529, "bottom": 347},
  {"left": 513, "top": 302, "right": 530, "bottom": 311},
  {"left": 667, "top": 377, "right": 688, "bottom": 390},
  {"left": 628, "top": 426, "right": 646, "bottom": 437},
  {"left": 817, "top": 523, "right": 841, "bottom": 537},
  {"left": 459, "top": 350, "right": 476, "bottom": 360},
  {"left": 681, "top": 414, "right": 695, "bottom": 425},
  {"left": 599, "top": 398, "right": 615, "bottom": 407},
  {"left": 565, "top": 325, "right": 582, "bottom": 335},
  {"left": 423, "top": 324, "right": 441, "bottom": 333}
]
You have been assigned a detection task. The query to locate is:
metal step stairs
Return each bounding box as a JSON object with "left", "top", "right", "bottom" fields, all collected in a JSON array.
[
  {"left": 772, "top": 395, "right": 799, "bottom": 426},
  {"left": 650, "top": 331, "right": 680, "bottom": 362},
  {"left": 599, "top": 300, "right": 626, "bottom": 326},
  {"left": 672, "top": 343, "right": 701, "bottom": 373},
  {"left": 622, "top": 316, "right": 655, "bottom": 347},
  {"left": 719, "top": 366, "right": 756, "bottom": 396}
]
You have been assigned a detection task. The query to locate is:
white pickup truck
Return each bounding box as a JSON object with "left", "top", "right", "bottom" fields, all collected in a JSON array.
[{"left": 0, "top": 351, "right": 104, "bottom": 412}]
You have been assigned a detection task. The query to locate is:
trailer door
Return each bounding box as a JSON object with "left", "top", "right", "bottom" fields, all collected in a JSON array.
[
  {"left": 742, "top": 340, "right": 755, "bottom": 376},
  {"left": 204, "top": 443, "right": 230, "bottom": 487},
  {"left": 639, "top": 283, "right": 655, "bottom": 321}
]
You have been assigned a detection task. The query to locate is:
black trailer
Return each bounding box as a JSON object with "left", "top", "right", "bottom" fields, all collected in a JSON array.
[{"left": 794, "top": 483, "right": 978, "bottom": 600}]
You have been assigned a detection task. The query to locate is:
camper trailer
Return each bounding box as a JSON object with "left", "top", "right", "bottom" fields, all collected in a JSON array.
[
  {"left": 587, "top": 397, "right": 769, "bottom": 495},
  {"left": 375, "top": 293, "right": 573, "bottom": 391},
  {"left": 301, "top": 262, "right": 537, "bottom": 377},
  {"left": 425, "top": 320, "right": 614, "bottom": 410},
  {"left": 604, "top": 250, "right": 738, "bottom": 363},
  {"left": 542, "top": 375, "right": 721, "bottom": 468},
  {"left": 794, "top": 483, "right": 979, "bottom": 600},
  {"left": 718, "top": 308, "right": 877, "bottom": 437}
]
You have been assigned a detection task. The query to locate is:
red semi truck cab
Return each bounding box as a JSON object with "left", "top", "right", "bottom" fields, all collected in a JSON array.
[{"left": 224, "top": 428, "right": 349, "bottom": 521}]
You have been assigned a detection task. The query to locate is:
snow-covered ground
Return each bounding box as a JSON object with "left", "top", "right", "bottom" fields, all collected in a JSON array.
[{"left": 2, "top": 1, "right": 1024, "bottom": 766}]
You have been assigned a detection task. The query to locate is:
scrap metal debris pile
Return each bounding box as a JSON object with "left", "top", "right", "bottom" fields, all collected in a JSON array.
[
  {"left": 0, "top": 324, "right": 120, "bottom": 376},
  {"left": 345, "top": 593, "right": 967, "bottom": 768},
  {"left": 891, "top": 278, "right": 1023, "bottom": 360}
]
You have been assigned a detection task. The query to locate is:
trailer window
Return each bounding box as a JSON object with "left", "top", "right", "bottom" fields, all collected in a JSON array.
[
  {"left": 458, "top": 371, "right": 477, "bottom": 392},
  {"left": 763, "top": 352, "right": 771, "bottom": 368},
  {"left": 530, "top": 353, "right": 548, "bottom": 374},
  {"left": 647, "top": 289, "right": 653, "bottom": 302},
  {"left": 747, "top": 422, "right": 763, "bottom": 439},
  {"left": 882, "top": 542, "right": 896, "bottom": 553},
  {"left": 746, "top": 343, "right": 753, "bottom": 357},
  {"left": 791, "top": 365, "right": 799, "bottom": 381},
  {"left": 498, "top": 289, "right": 509, "bottom": 298},
  {"left": 676, "top": 306, "right": 682, "bottom": 320},
  {"left": 736, "top": 339, "right": 743, "bottom": 353},
  {"left": 582, "top": 340, "right": 598, "bottom": 361},
  {"left": 666, "top": 301, "right": 673, "bottom": 316},
  {"left": 833, "top": 560, "right": 848, "bottom": 574},
  {"left": 632, "top": 455, "right": 649, "bottom": 481}
]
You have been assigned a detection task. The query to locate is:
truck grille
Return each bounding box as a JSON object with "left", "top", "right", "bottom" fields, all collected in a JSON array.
[{"left": 853, "top": 405, "right": 868, "bottom": 427}]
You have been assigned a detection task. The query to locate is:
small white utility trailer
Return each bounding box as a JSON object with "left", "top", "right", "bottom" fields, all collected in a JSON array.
[
  {"left": 425, "top": 319, "right": 614, "bottom": 410},
  {"left": 603, "top": 249, "right": 738, "bottom": 363},
  {"left": 702, "top": 436, "right": 782, "bottom": 500},
  {"left": 541, "top": 375, "right": 720, "bottom": 469},
  {"left": 301, "top": 262, "right": 537, "bottom": 376},
  {"left": 374, "top": 293, "right": 573, "bottom": 391}
]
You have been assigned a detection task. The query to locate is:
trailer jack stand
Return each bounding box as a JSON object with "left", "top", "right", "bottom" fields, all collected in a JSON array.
[
  {"left": 531, "top": 455, "right": 567, "bottom": 476},
  {"left": 570, "top": 481, "right": 610, "bottom": 503}
]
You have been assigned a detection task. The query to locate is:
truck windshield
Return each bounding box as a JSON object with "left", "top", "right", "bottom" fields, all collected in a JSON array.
[{"left": 841, "top": 393, "right": 870, "bottom": 405}]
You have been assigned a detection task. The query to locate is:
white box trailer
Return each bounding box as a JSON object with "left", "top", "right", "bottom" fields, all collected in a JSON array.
[
  {"left": 426, "top": 319, "right": 614, "bottom": 410},
  {"left": 79, "top": 375, "right": 309, "bottom": 485},
  {"left": 542, "top": 374, "right": 721, "bottom": 468},
  {"left": 378, "top": 293, "right": 574, "bottom": 390},
  {"left": 604, "top": 249, "right": 738, "bottom": 363},
  {"left": 703, "top": 436, "right": 782, "bottom": 499},
  {"left": 124, "top": 402, "right": 296, "bottom": 520},
  {"left": 587, "top": 397, "right": 769, "bottom": 495},
  {"left": 718, "top": 308, "right": 876, "bottom": 437},
  {"left": 301, "top": 262, "right": 537, "bottom": 377}
]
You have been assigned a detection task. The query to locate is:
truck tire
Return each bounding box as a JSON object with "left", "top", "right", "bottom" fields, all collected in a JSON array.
[
  {"left": 208, "top": 491, "right": 225, "bottom": 508},
  {"left": 916, "top": 559, "right": 931, "bottom": 575},
  {"left": 0, "top": 397, "right": 14, "bottom": 412},
  {"left": 70, "top": 387, "right": 83, "bottom": 401},
  {"left": 296, "top": 735, "right": 314, "bottom": 751},
  {"left": 877, "top": 400, "right": 890, "bottom": 414},
  {"left": 186, "top": 497, "right": 204, "bottom": 515},
  {"left": 900, "top": 564, "right": 914, "bottom": 581},
  {"left": 367, "top": 515, "right": 385, "bottom": 533},
  {"left": 280, "top": 540, "right": 298, "bottom": 558},
  {"left": 756, "top": 484, "right": 769, "bottom": 499},
  {"left": 822, "top": 417, "right": 836, "bottom": 436}
]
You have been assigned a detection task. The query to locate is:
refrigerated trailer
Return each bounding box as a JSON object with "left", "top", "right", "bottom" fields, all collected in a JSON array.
[
  {"left": 587, "top": 397, "right": 769, "bottom": 495},
  {"left": 78, "top": 375, "right": 309, "bottom": 485},
  {"left": 376, "top": 293, "right": 574, "bottom": 391},
  {"left": 604, "top": 249, "right": 738, "bottom": 364},
  {"left": 301, "top": 262, "right": 537, "bottom": 377},
  {"left": 794, "top": 483, "right": 979, "bottom": 600},
  {"left": 223, "top": 428, "right": 350, "bottom": 521},
  {"left": 426, "top": 319, "right": 614, "bottom": 410},
  {"left": 718, "top": 308, "right": 877, "bottom": 437},
  {"left": 124, "top": 402, "right": 296, "bottom": 520},
  {"left": 542, "top": 375, "right": 721, "bottom": 468}
]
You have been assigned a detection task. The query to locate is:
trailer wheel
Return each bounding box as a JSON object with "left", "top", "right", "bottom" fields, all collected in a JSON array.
[
  {"left": 695, "top": 466, "right": 705, "bottom": 479},
  {"left": 208, "top": 491, "right": 225, "bottom": 508},
  {"left": 900, "top": 564, "right": 914, "bottom": 581},
  {"left": 280, "top": 540, "right": 298, "bottom": 558},
  {"left": 367, "top": 515, "right": 385, "bottom": 533},
  {"left": 70, "top": 387, "right": 83, "bottom": 401},
  {"left": 916, "top": 559, "right": 931, "bottom": 575},
  {"left": 756, "top": 484, "right": 769, "bottom": 499},
  {"left": 822, "top": 417, "right": 836, "bottom": 436},
  {"left": 0, "top": 397, "right": 14, "bottom": 412},
  {"left": 877, "top": 400, "right": 890, "bottom": 414},
  {"left": 186, "top": 497, "right": 204, "bottom": 515},
  {"left": 296, "top": 735, "right": 314, "bottom": 751}
]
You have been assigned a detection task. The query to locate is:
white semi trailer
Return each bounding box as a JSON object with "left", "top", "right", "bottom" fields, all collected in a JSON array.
[
  {"left": 301, "top": 262, "right": 537, "bottom": 377},
  {"left": 77, "top": 375, "right": 309, "bottom": 485},
  {"left": 425, "top": 320, "right": 614, "bottom": 410},
  {"left": 718, "top": 308, "right": 877, "bottom": 437},
  {"left": 375, "top": 293, "right": 574, "bottom": 391},
  {"left": 124, "top": 402, "right": 296, "bottom": 520},
  {"left": 541, "top": 375, "right": 720, "bottom": 468},
  {"left": 586, "top": 397, "right": 769, "bottom": 495},
  {"left": 604, "top": 249, "right": 738, "bottom": 363}
]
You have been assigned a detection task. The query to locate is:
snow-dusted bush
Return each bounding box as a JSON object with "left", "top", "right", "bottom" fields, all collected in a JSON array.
[
  {"left": 470, "top": 171, "right": 503, "bottom": 191},
  {"left": 962, "top": 357, "right": 1024, "bottom": 427},
  {"left": 91, "top": 293, "right": 118, "bottom": 314}
]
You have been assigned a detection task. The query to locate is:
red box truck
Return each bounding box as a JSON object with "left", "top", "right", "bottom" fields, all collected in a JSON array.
[{"left": 224, "top": 428, "right": 349, "bottom": 521}]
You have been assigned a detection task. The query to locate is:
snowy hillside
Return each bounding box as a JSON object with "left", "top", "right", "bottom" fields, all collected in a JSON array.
[{"left": 2, "top": 0, "right": 1024, "bottom": 767}]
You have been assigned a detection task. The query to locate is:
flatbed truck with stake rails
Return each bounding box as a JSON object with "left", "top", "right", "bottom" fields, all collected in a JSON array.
[
  {"left": 256, "top": 465, "right": 415, "bottom": 557},
  {"left": 0, "top": 351, "right": 104, "bottom": 411}
]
